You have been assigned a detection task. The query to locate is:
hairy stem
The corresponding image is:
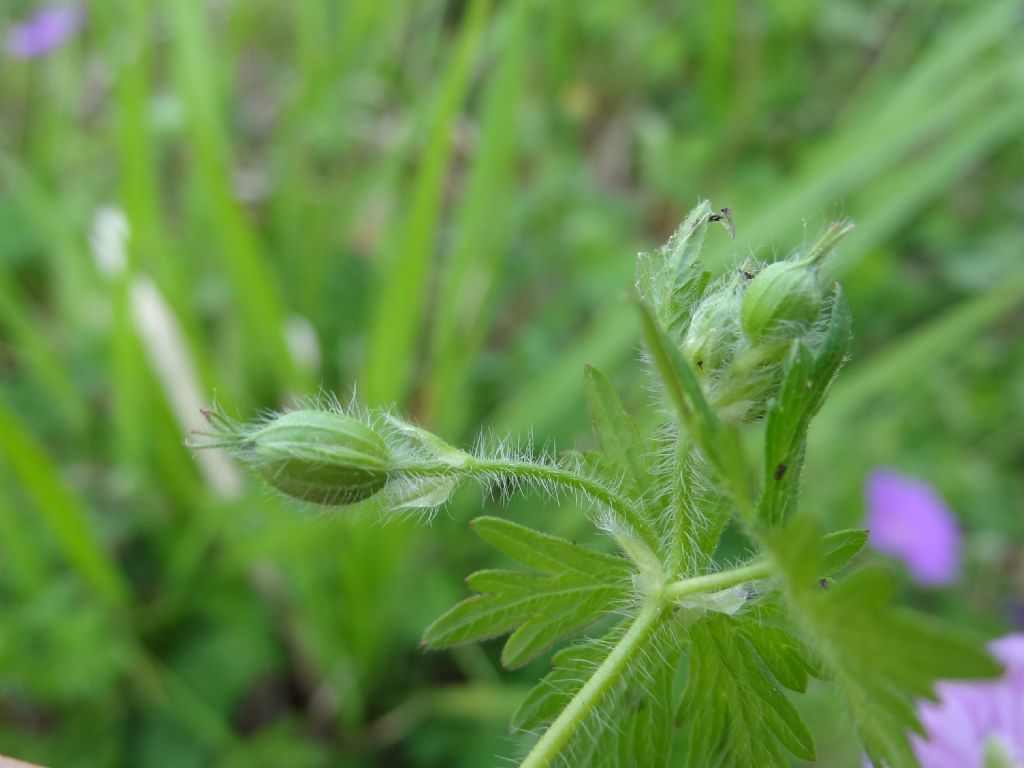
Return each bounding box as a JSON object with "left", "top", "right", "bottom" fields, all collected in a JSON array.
[
  {"left": 663, "top": 559, "right": 772, "bottom": 601},
  {"left": 397, "top": 456, "right": 659, "bottom": 552},
  {"left": 517, "top": 559, "right": 774, "bottom": 767},
  {"left": 519, "top": 601, "right": 665, "bottom": 768}
]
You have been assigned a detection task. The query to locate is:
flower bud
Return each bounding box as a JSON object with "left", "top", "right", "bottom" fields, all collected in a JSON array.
[
  {"left": 243, "top": 410, "right": 390, "bottom": 506},
  {"left": 681, "top": 291, "right": 740, "bottom": 376},
  {"left": 740, "top": 261, "right": 822, "bottom": 344}
]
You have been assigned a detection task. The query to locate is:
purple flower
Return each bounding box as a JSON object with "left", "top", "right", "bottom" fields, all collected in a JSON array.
[
  {"left": 909, "top": 635, "right": 1024, "bottom": 767},
  {"left": 5, "top": 4, "right": 84, "bottom": 59},
  {"left": 864, "top": 468, "right": 961, "bottom": 586}
]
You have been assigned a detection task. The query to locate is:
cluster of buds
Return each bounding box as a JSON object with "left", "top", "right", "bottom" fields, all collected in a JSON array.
[
  {"left": 195, "top": 204, "right": 853, "bottom": 508},
  {"left": 702, "top": 219, "right": 851, "bottom": 422},
  {"left": 639, "top": 203, "right": 853, "bottom": 423}
]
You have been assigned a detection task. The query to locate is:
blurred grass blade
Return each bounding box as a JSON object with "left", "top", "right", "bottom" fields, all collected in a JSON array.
[
  {"left": 167, "top": 0, "right": 299, "bottom": 392},
  {"left": 492, "top": 302, "right": 638, "bottom": 437},
  {"left": 842, "top": 95, "right": 1024, "bottom": 269},
  {"left": 0, "top": 271, "right": 86, "bottom": 432},
  {"left": 0, "top": 466, "right": 48, "bottom": 591},
  {"left": 425, "top": 0, "right": 527, "bottom": 435},
  {"left": 0, "top": 398, "right": 129, "bottom": 607},
  {"left": 0, "top": 151, "right": 95, "bottom": 326},
  {"left": 363, "top": 0, "right": 492, "bottom": 407},
  {"left": 810, "top": 270, "right": 1024, "bottom": 452}
]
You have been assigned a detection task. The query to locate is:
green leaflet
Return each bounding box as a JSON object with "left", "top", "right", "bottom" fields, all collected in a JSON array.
[
  {"left": 665, "top": 269, "right": 714, "bottom": 342},
  {"left": 635, "top": 200, "right": 713, "bottom": 339},
  {"left": 582, "top": 365, "right": 652, "bottom": 501},
  {"left": 736, "top": 602, "right": 821, "bottom": 693},
  {"left": 760, "top": 287, "right": 852, "bottom": 526},
  {"left": 665, "top": 440, "right": 733, "bottom": 574},
  {"left": 680, "top": 614, "right": 816, "bottom": 767},
  {"left": 820, "top": 527, "right": 869, "bottom": 575},
  {"left": 471, "top": 516, "right": 631, "bottom": 579},
  {"left": 760, "top": 292, "right": 851, "bottom": 525},
  {"left": 767, "top": 518, "right": 1002, "bottom": 767},
  {"left": 421, "top": 517, "right": 633, "bottom": 668}
]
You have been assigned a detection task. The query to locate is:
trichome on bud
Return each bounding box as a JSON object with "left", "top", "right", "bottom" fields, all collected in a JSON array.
[
  {"left": 195, "top": 408, "right": 391, "bottom": 506},
  {"left": 740, "top": 220, "right": 855, "bottom": 344},
  {"left": 740, "top": 260, "right": 822, "bottom": 343}
]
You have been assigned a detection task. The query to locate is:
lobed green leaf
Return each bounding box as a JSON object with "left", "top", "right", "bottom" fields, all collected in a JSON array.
[
  {"left": 736, "top": 602, "right": 821, "bottom": 693},
  {"left": 422, "top": 518, "right": 633, "bottom": 668},
  {"left": 470, "top": 516, "right": 631, "bottom": 579},
  {"left": 766, "top": 518, "right": 1002, "bottom": 767},
  {"left": 635, "top": 200, "right": 714, "bottom": 337},
  {"left": 680, "top": 615, "right": 816, "bottom": 767}
]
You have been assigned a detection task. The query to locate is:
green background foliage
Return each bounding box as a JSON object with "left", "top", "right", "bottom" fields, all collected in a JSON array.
[{"left": 0, "top": 0, "right": 1021, "bottom": 765}]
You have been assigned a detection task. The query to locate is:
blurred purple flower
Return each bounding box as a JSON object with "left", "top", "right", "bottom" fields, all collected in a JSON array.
[
  {"left": 909, "top": 635, "right": 1024, "bottom": 767},
  {"left": 5, "top": 4, "right": 84, "bottom": 59},
  {"left": 864, "top": 468, "right": 961, "bottom": 586}
]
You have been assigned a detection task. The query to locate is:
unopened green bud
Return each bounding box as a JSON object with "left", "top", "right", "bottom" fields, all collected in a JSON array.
[
  {"left": 682, "top": 291, "right": 739, "bottom": 375},
  {"left": 231, "top": 409, "right": 390, "bottom": 506},
  {"left": 740, "top": 261, "right": 821, "bottom": 343},
  {"left": 741, "top": 220, "right": 855, "bottom": 345}
]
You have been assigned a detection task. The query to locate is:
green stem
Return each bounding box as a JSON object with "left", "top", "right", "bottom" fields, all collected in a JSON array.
[
  {"left": 663, "top": 559, "right": 772, "bottom": 601},
  {"left": 398, "top": 457, "right": 659, "bottom": 553},
  {"left": 518, "top": 558, "right": 775, "bottom": 767},
  {"left": 519, "top": 601, "right": 664, "bottom": 768}
]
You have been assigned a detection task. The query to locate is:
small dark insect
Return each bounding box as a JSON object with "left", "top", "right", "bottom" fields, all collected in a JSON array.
[
  {"left": 708, "top": 207, "right": 735, "bottom": 239},
  {"left": 818, "top": 578, "right": 830, "bottom": 590},
  {"left": 741, "top": 269, "right": 755, "bottom": 280},
  {"left": 696, "top": 360, "right": 704, "bottom": 370},
  {"left": 774, "top": 463, "right": 787, "bottom": 481}
]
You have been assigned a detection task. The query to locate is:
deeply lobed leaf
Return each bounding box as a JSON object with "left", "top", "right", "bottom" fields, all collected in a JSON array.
[
  {"left": 767, "top": 518, "right": 1002, "bottom": 767},
  {"left": 422, "top": 517, "right": 633, "bottom": 668},
  {"left": 679, "top": 613, "right": 817, "bottom": 767}
]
